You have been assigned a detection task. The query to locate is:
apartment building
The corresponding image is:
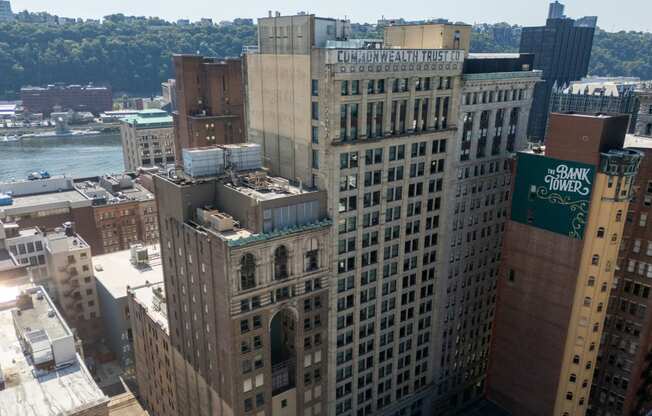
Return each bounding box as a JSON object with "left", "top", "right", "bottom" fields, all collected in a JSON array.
[
  {"left": 120, "top": 109, "right": 175, "bottom": 171},
  {"left": 45, "top": 223, "right": 102, "bottom": 340},
  {"left": 0, "top": 174, "right": 158, "bottom": 255},
  {"left": 1, "top": 220, "right": 101, "bottom": 340},
  {"left": 487, "top": 113, "right": 642, "bottom": 416},
  {"left": 433, "top": 53, "right": 539, "bottom": 413},
  {"left": 172, "top": 55, "right": 246, "bottom": 158},
  {"left": 154, "top": 151, "right": 332, "bottom": 416}
]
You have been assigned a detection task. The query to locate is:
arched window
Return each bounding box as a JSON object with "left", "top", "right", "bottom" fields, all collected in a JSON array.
[
  {"left": 592, "top": 255, "right": 600, "bottom": 265},
  {"left": 274, "top": 245, "right": 289, "bottom": 280},
  {"left": 240, "top": 254, "right": 256, "bottom": 290},
  {"left": 566, "top": 392, "right": 573, "bottom": 400},
  {"left": 596, "top": 227, "right": 605, "bottom": 238},
  {"left": 569, "top": 373, "right": 577, "bottom": 383},
  {"left": 587, "top": 276, "right": 596, "bottom": 287}
]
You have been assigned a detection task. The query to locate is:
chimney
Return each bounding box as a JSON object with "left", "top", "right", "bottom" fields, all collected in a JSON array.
[{"left": 63, "top": 221, "right": 75, "bottom": 237}]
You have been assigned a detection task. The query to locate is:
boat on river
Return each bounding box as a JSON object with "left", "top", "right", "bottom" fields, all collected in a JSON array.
[{"left": 0, "top": 135, "right": 20, "bottom": 143}]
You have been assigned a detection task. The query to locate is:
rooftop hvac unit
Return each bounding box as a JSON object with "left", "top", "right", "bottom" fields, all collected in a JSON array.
[{"left": 130, "top": 244, "right": 149, "bottom": 266}]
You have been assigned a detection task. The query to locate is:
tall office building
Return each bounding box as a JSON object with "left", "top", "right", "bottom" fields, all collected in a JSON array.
[
  {"left": 246, "top": 14, "right": 539, "bottom": 416},
  {"left": 433, "top": 53, "right": 539, "bottom": 413},
  {"left": 155, "top": 148, "right": 332, "bottom": 416},
  {"left": 247, "top": 14, "right": 468, "bottom": 415},
  {"left": 172, "top": 55, "right": 246, "bottom": 159},
  {"left": 487, "top": 113, "right": 642, "bottom": 416},
  {"left": 520, "top": 1, "right": 597, "bottom": 141}
]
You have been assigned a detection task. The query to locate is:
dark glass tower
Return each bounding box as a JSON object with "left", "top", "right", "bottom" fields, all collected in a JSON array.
[{"left": 520, "top": 2, "right": 597, "bottom": 140}]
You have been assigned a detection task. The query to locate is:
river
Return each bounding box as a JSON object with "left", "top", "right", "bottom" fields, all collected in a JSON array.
[{"left": 0, "top": 133, "right": 125, "bottom": 181}]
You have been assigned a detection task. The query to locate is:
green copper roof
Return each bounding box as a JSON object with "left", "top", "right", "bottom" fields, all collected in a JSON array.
[
  {"left": 121, "top": 110, "right": 173, "bottom": 128},
  {"left": 227, "top": 219, "right": 332, "bottom": 247}
]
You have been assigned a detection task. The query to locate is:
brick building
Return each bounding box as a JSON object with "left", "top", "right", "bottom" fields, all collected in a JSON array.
[
  {"left": 21, "top": 84, "right": 113, "bottom": 115},
  {"left": 172, "top": 55, "right": 246, "bottom": 159}
]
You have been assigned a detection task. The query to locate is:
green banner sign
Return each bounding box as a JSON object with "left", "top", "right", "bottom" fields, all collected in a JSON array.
[{"left": 511, "top": 152, "right": 595, "bottom": 239}]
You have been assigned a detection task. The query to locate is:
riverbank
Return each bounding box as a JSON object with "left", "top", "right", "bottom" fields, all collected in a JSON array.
[{"left": 0, "top": 133, "right": 125, "bottom": 181}]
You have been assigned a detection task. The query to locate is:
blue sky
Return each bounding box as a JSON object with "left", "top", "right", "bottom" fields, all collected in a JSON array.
[{"left": 10, "top": 0, "right": 651, "bottom": 32}]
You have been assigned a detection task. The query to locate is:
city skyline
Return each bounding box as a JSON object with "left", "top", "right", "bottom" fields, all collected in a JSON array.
[{"left": 8, "top": 0, "right": 652, "bottom": 32}]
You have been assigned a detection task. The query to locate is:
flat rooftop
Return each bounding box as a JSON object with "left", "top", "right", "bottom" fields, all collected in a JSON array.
[
  {"left": 74, "top": 181, "right": 154, "bottom": 204},
  {"left": 94, "top": 245, "right": 163, "bottom": 299},
  {"left": 221, "top": 172, "right": 314, "bottom": 202},
  {"left": 46, "top": 231, "right": 89, "bottom": 253},
  {"left": 12, "top": 288, "right": 70, "bottom": 340},
  {"left": 0, "top": 288, "right": 108, "bottom": 415},
  {"left": 130, "top": 281, "right": 168, "bottom": 334},
  {"left": 0, "top": 189, "right": 89, "bottom": 216}
]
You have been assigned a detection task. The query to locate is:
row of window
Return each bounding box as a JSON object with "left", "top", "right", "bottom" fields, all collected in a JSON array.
[{"left": 239, "top": 246, "right": 320, "bottom": 291}]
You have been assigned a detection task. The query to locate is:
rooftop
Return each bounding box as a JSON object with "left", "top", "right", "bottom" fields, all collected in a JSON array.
[
  {"left": 94, "top": 245, "right": 163, "bottom": 300},
  {"left": 223, "top": 171, "right": 313, "bottom": 202},
  {"left": 121, "top": 109, "right": 173, "bottom": 128},
  {"left": 130, "top": 281, "right": 168, "bottom": 333},
  {"left": 12, "top": 288, "right": 71, "bottom": 341},
  {"left": 0, "top": 287, "right": 108, "bottom": 415},
  {"left": 46, "top": 230, "right": 89, "bottom": 253},
  {"left": 0, "top": 189, "right": 89, "bottom": 217}
]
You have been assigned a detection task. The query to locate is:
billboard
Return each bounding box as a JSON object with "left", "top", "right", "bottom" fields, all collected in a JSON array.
[{"left": 511, "top": 152, "right": 595, "bottom": 239}]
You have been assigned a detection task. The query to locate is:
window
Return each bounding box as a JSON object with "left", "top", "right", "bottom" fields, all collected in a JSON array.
[
  {"left": 597, "top": 227, "right": 605, "bottom": 238},
  {"left": 306, "top": 239, "right": 319, "bottom": 272},
  {"left": 592, "top": 255, "right": 600, "bottom": 266},
  {"left": 312, "top": 127, "right": 319, "bottom": 144},
  {"left": 312, "top": 102, "right": 319, "bottom": 120},
  {"left": 508, "top": 269, "right": 515, "bottom": 282},
  {"left": 312, "top": 149, "right": 320, "bottom": 169},
  {"left": 641, "top": 213, "right": 648, "bottom": 227},
  {"left": 240, "top": 254, "right": 256, "bottom": 290},
  {"left": 311, "top": 79, "right": 319, "bottom": 96},
  {"left": 616, "top": 210, "right": 623, "bottom": 222},
  {"left": 274, "top": 246, "right": 289, "bottom": 280}
]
